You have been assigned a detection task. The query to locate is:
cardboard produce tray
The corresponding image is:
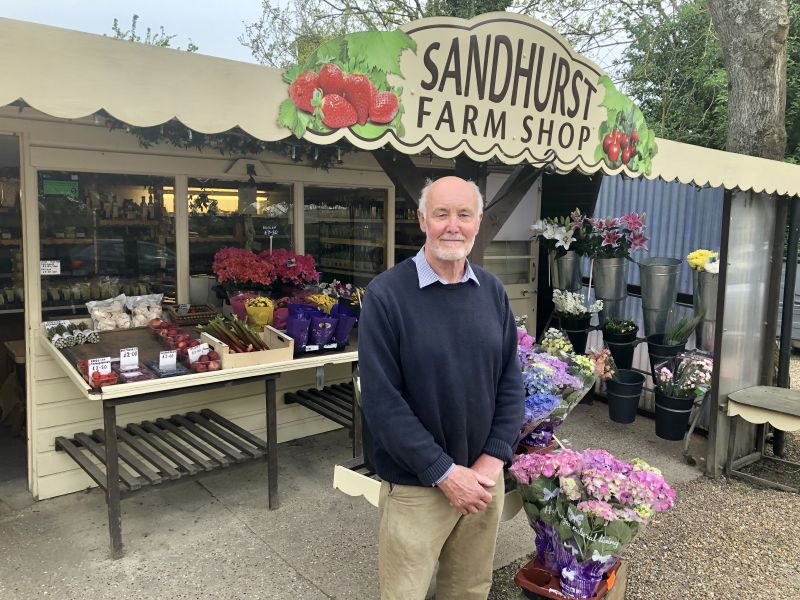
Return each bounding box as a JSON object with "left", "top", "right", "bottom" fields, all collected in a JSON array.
[{"left": 200, "top": 326, "right": 294, "bottom": 369}]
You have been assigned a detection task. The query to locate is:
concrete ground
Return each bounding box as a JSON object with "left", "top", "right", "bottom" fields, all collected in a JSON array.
[{"left": 0, "top": 401, "right": 705, "bottom": 600}]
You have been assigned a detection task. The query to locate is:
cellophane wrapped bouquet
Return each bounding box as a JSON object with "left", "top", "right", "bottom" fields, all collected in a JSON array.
[
  {"left": 516, "top": 328, "right": 596, "bottom": 450},
  {"left": 509, "top": 449, "right": 675, "bottom": 598}
]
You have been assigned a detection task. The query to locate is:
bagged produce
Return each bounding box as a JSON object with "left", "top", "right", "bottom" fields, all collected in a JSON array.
[
  {"left": 86, "top": 294, "right": 130, "bottom": 331},
  {"left": 126, "top": 293, "right": 164, "bottom": 327}
]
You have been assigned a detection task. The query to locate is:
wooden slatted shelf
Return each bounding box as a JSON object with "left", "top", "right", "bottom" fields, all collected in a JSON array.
[
  {"left": 284, "top": 382, "right": 361, "bottom": 458},
  {"left": 55, "top": 409, "right": 267, "bottom": 495}
]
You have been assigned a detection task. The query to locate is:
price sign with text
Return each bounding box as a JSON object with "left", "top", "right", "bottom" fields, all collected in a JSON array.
[
  {"left": 119, "top": 347, "right": 139, "bottom": 370},
  {"left": 159, "top": 350, "right": 177, "bottom": 371},
  {"left": 88, "top": 357, "right": 112, "bottom": 377},
  {"left": 263, "top": 224, "right": 279, "bottom": 237},
  {"left": 177, "top": 304, "right": 191, "bottom": 315},
  {"left": 187, "top": 343, "right": 209, "bottom": 364}
]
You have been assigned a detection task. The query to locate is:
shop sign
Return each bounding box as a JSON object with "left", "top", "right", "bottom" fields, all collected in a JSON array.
[
  {"left": 277, "top": 13, "right": 657, "bottom": 174},
  {"left": 88, "top": 357, "right": 112, "bottom": 377},
  {"left": 42, "top": 179, "right": 79, "bottom": 198},
  {"left": 187, "top": 343, "right": 210, "bottom": 364},
  {"left": 119, "top": 347, "right": 138, "bottom": 370},
  {"left": 159, "top": 350, "right": 177, "bottom": 371},
  {"left": 40, "top": 260, "right": 61, "bottom": 275}
]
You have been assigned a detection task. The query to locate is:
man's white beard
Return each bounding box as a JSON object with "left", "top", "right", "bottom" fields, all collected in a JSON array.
[{"left": 430, "top": 238, "right": 475, "bottom": 261}]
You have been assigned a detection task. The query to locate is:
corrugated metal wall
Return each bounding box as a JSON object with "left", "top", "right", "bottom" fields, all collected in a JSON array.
[{"left": 586, "top": 176, "right": 724, "bottom": 413}]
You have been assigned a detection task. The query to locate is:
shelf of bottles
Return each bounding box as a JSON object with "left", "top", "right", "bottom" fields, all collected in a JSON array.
[
  {"left": 0, "top": 161, "right": 22, "bottom": 312},
  {"left": 37, "top": 171, "right": 177, "bottom": 316},
  {"left": 184, "top": 179, "right": 293, "bottom": 276},
  {"left": 394, "top": 196, "right": 424, "bottom": 265},
  {"left": 304, "top": 186, "right": 387, "bottom": 285}
]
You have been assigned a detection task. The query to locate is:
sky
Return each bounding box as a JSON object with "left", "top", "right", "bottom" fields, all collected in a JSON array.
[{"left": 0, "top": 0, "right": 263, "bottom": 63}]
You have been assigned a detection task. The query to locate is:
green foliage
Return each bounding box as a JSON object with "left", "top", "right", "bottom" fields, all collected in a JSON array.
[
  {"left": 619, "top": 1, "right": 727, "bottom": 151},
  {"left": 786, "top": 0, "right": 800, "bottom": 163},
  {"left": 110, "top": 14, "right": 198, "bottom": 52}
]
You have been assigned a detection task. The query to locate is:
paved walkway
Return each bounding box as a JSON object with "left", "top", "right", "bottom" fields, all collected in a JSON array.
[{"left": 0, "top": 402, "right": 705, "bottom": 600}]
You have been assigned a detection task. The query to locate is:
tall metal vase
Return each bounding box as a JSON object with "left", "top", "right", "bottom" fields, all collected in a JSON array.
[
  {"left": 639, "top": 257, "right": 682, "bottom": 338},
  {"left": 548, "top": 250, "right": 582, "bottom": 291},
  {"left": 593, "top": 257, "right": 627, "bottom": 325},
  {"left": 693, "top": 270, "right": 718, "bottom": 352}
]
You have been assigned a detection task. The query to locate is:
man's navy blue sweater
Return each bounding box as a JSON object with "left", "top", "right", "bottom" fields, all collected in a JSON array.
[{"left": 358, "top": 258, "right": 524, "bottom": 487}]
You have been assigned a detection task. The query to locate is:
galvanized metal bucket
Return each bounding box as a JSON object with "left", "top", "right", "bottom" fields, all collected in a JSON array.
[
  {"left": 639, "top": 257, "right": 682, "bottom": 337},
  {"left": 548, "top": 250, "right": 582, "bottom": 292},
  {"left": 693, "top": 270, "right": 718, "bottom": 352},
  {"left": 593, "top": 257, "right": 627, "bottom": 324}
]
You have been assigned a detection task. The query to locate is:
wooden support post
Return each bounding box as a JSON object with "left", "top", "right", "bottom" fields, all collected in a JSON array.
[
  {"left": 371, "top": 149, "right": 428, "bottom": 206},
  {"left": 103, "top": 401, "right": 123, "bottom": 559},
  {"left": 266, "top": 375, "right": 278, "bottom": 509}
]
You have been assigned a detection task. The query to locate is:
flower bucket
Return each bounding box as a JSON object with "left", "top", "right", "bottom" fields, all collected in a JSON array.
[
  {"left": 285, "top": 316, "right": 311, "bottom": 348},
  {"left": 559, "top": 314, "right": 590, "bottom": 353},
  {"left": 646, "top": 334, "right": 686, "bottom": 382},
  {"left": 654, "top": 390, "right": 694, "bottom": 441},
  {"left": 606, "top": 369, "right": 645, "bottom": 424},
  {"left": 639, "top": 257, "right": 682, "bottom": 338},
  {"left": 228, "top": 292, "right": 255, "bottom": 320},
  {"left": 309, "top": 314, "right": 338, "bottom": 345},
  {"left": 332, "top": 314, "right": 357, "bottom": 344},
  {"left": 592, "top": 257, "right": 627, "bottom": 325},
  {"left": 603, "top": 328, "right": 638, "bottom": 370},
  {"left": 693, "top": 270, "right": 718, "bottom": 352},
  {"left": 549, "top": 250, "right": 582, "bottom": 292}
]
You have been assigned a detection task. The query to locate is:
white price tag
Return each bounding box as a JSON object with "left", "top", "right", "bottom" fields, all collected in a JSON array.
[
  {"left": 159, "top": 350, "right": 177, "bottom": 371},
  {"left": 177, "top": 303, "right": 191, "bottom": 315},
  {"left": 44, "top": 319, "right": 72, "bottom": 330},
  {"left": 305, "top": 345, "right": 319, "bottom": 352},
  {"left": 119, "top": 347, "right": 138, "bottom": 370},
  {"left": 263, "top": 224, "right": 279, "bottom": 236},
  {"left": 88, "top": 357, "right": 112, "bottom": 376},
  {"left": 187, "top": 343, "right": 209, "bottom": 364},
  {"left": 40, "top": 260, "right": 61, "bottom": 275},
  {"left": 323, "top": 343, "right": 338, "bottom": 349}
]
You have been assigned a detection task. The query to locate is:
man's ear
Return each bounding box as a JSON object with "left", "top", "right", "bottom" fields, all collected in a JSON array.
[{"left": 418, "top": 209, "right": 426, "bottom": 233}]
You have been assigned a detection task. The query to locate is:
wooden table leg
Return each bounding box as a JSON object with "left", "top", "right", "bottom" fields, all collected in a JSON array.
[
  {"left": 103, "top": 400, "right": 123, "bottom": 558},
  {"left": 266, "top": 376, "right": 278, "bottom": 509}
]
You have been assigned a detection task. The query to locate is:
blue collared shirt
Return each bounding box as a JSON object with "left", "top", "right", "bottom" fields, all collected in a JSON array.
[
  {"left": 412, "top": 247, "right": 478, "bottom": 485},
  {"left": 411, "top": 247, "right": 480, "bottom": 288}
]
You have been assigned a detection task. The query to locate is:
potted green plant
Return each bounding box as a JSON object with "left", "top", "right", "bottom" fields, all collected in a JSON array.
[
  {"left": 552, "top": 289, "right": 603, "bottom": 353},
  {"left": 646, "top": 314, "right": 701, "bottom": 381},
  {"left": 601, "top": 317, "right": 638, "bottom": 369},
  {"left": 652, "top": 353, "right": 713, "bottom": 440}
]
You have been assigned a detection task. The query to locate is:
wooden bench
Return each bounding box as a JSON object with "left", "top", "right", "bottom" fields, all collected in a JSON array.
[
  {"left": 284, "top": 382, "right": 362, "bottom": 458},
  {"left": 726, "top": 386, "right": 800, "bottom": 493}
]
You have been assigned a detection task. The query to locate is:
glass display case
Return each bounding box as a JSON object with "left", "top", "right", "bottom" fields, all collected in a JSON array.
[
  {"left": 304, "top": 186, "right": 387, "bottom": 285},
  {"left": 38, "top": 171, "right": 176, "bottom": 316},
  {"left": 185, "top": 179, "right": 293, "bottom": 276}
]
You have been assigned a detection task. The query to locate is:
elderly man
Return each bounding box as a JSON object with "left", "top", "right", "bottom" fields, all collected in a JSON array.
[{"left": 358, "top": 176, "right": 524, "bottom": 600}]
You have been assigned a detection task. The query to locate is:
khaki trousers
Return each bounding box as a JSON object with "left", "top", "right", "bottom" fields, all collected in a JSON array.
[{"left": 377, "top": 479, "right": 504, "bottom": 600}]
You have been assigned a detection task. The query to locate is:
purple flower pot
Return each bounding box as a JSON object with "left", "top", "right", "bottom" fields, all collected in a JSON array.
[
  {"left": 286, "top": 317, "right": 310, "bottom": 348},
  {"left": 332, "top": 314, "right": 357, "bottom": 344},
  {"left": 309, "top": 315, "right": 337, "bottom": 345}
]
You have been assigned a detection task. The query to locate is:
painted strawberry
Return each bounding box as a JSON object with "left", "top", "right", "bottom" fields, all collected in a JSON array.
[
  {"left": 342, "top": 74, "right": 372, "bottom": 126},
  {"left": 369, "top": 91, "right": 399, "bottom": 124},
  {"left": 289, "top": 71, "right": 320, "bottom": 114},
  {"left": 318, "top": 64, "right": 345, "bottom": 96},
  {"left": 320, "top": 94, "right": 358, "bottom": 129}
]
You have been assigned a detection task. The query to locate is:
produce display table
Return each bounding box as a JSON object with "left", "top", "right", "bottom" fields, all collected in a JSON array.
[{"left": 41, "top": 327, "right": 358, "bottom": 558}]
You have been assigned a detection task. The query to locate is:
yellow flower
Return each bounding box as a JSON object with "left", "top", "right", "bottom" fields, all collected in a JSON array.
[{"left": 687, "top": 249, "right": 718, "bottom": 272}]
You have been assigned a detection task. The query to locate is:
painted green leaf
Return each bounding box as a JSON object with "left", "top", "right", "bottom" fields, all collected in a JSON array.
[
  {"left": 284, "top": 65, "right": 303, "bottom": 84},
  {"left": 345, "top": 30, "right": 416, "bottom": 76},
  {"left": 308, "top": 37, "right": 347, "bottom": 69},
  {"left": 351, "top": 122, "right": 390, "bottom": 139},
  {"left": 295, "top": 111, "right": 313, "bottom": 138},
  {"left": 278, "top": 98, "right": 300, "bottom": 133}
]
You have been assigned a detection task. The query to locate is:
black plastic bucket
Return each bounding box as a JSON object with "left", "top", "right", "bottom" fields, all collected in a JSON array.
[
  {"left": 654, "top": 390, "right": 693, "bottom": 440},
  {"left": 606, "top": 370, "right": 645, "bottom": 423},
  {"left": 603, "top": 329, "right": 637, "bottom": 370},
  {"left": 647, "top": 334, "right": 686, "bottom": 380},
  {"left": 560, "top": 315, "right": 591, "bottom": 354}
]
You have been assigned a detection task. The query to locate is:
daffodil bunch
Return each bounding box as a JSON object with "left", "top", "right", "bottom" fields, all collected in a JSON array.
[
  {"left": 540, "top": 328, "right": 574, "bottom": 356},
  {"left": 687, "top": 249, "right": 719, "bottom": 272}
]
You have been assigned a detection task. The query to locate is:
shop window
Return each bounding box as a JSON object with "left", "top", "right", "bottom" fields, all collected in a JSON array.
[
  {"left": 184, "top": 179, "right": 293, "bottom": 276},
  {"left": 0, "top": 135, "right": 22, "bottom": 314},
  {"left": 304, "top": 186, "right": 387, "bottom": 286},
  {"left": 483, "top": 241, "right": 534, "bottom": 285},
  {"left": 38, "top": 171, "right": 175, "bottom": 316}
]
